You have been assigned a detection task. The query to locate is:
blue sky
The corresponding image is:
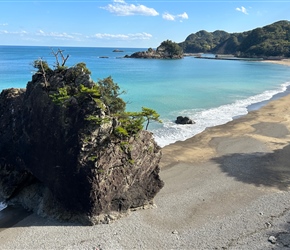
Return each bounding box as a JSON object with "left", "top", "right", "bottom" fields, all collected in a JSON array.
[{"left": 0, "top": 0, "right": 289, "bottom": 48}]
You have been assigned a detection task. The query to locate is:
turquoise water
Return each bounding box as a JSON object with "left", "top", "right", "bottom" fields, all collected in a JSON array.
[{"left": 1, "top": 46, "right": 290, "bottom": 147}]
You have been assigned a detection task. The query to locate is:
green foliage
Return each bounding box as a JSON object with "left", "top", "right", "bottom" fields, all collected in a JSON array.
[
  {"left": 113, "top": 107, "right": 162, "bottom": 139},
  {"left": 97, "top": 169, "right": 105, "bottom": 174},
  {"left": 238, "top": 21, "right": 290, "bottom": 57},
  {"left": 140, "top": 107, "right": 162, "bottom": 130},
  {"left": 98, "top": 76, "right": 126, "bottom": 114},
  {"left": 50, "top": 84, "right": 101, "bottom": 107},
  {"left": 85, "top": 115, "right": 110, "bottom": 125},
  {"left": 88, "top": 155, "right": 98, "bottom": 161},
  {"left": 114, "top": 126, "right": 129, "bottom": 138},
  {"left": 43, "top": 53, "right": 161, "bottom": 140},
  {"left": 75, "top": 62, "right": 91, "bottom": 75},
  {"left": 49, "top": 87, "right": 70, "bottom": 104},
  {"left": 179, "top": 30, "right": 231, "bottom": 53},
  {"left": 179, "top": 20, "right": 290, "bottom": 58},
  {"left": 128, "top": 159, "right": 135, "bottom": 165},
  {"left": 159, "top": 40, "right": 183, "bottom": 57},
  {"left": 114, "top": 112, "right": 144, "bottom": 138},
  {"left": 33, "top": 59, "right": 52, "bottom": 73},
  {"left": 56, "top": 65, "right": 68, "bottom": 71},
  {"left": 78, "top": 84, "right": 100, "bottom": 98}
]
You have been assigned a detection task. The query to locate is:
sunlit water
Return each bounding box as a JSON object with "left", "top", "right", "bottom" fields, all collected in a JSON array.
[{"left": 1, "top": 46, "right": 290, "bottom": 147}]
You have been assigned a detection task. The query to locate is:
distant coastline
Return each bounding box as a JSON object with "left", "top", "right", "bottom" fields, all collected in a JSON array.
[
  {"left": 194, "top": 54, "right": 263, "bottom": 61},
  {"left": 185, "top": 53, "right": 290, "bottom": 63}
]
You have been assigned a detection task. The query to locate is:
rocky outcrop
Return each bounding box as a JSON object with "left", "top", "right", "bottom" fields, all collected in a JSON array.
[
  {"left": 0, "top": 64, "right": 163, "bottom": 225},
  {"left": 175, "top": 116, "right": 195, "bottom": 125},
  {"left": 125, "top": 49, "right": 162, "bottom": 59},
  {"left": 125, "top": 40, "right": 183, "bottom": 59}
]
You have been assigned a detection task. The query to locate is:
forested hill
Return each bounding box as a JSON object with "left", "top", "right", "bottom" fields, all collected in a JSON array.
[{"left": 179, "top": 20, "right": 290, "bottom": 58}]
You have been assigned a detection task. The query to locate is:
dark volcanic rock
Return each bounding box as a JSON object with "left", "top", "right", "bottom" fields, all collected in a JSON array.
[
  {"left": 175, "top": 116, "right": 195, "bottom": 125},
  {"left": 0, "top": 65, "right": 163, "bottom": 224}
]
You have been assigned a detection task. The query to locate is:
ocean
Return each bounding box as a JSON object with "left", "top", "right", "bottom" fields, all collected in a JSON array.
[{"left": 1, "top": 46, "right": 290, "bottom": 149}]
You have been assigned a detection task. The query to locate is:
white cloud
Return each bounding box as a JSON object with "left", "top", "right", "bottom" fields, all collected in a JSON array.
[
  {"left": 0, "top": 29, "right": 27, "bottom": 35},
  {"left": 92, "top": 32, "right": 152, "bottom": 40},
  {"left": 37, "top": 30, "right": 75, "bottom": 39},
  {"left": 163, "top": 12, "right": 189, "bottom": 21},
  {"left": 178, "top": 12, "right": 189, "bottom": 20},
  {"left": 162, "top": 13, "right": 175, "bottom": 21},
  {"left": 101, "top": 0, "right": 159, "bottom": 16},
  {"left": 236, "top": 6, "right": 249, "bottom": 15},
  {"left": 0, "top": 23, "right": 8, "bottom": 26}
]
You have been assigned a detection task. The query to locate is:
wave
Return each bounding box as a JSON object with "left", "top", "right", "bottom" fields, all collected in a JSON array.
[{"left": 153, "top": 81, "right": 290, "bottom": 147}]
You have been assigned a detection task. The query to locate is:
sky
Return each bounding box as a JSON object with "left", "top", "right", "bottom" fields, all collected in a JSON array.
[{"left": 0, "top": 0, "right": 289, "bottom": 48}]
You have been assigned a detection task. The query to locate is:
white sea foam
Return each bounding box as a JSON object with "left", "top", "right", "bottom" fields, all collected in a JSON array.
[{"left": 153, "top": 82, "right": 290, "bottom": 147}]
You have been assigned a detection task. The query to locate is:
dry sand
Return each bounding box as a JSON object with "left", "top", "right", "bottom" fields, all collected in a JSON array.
[
  {"left": 263, "top": 59, "right": 290, "bottom": 67},
  {"left": 2, "top": 74, "right": 290, "bottom": 249}
]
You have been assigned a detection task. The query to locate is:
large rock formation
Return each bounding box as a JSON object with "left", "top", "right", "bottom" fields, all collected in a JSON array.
[
  {"left": 0, "top": 63, "right": 163, "bottom": 224},
  {"left": 125, "top": 40, "right": 183, "bottom": 59}
]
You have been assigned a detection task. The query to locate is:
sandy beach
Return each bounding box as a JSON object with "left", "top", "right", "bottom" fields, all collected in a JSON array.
[
  {"left": 1, "top": 63, "right": 290, "bottom": 248},
  {"left": 263, "top": 59, "right": 290, "bottom": 67}
]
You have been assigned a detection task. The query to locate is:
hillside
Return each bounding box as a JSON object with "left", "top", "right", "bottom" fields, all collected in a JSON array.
[{"left": 179, "top": 20, "right": 290, "bottom": 58}]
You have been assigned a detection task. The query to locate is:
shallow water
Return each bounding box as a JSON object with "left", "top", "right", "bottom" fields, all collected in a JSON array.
[{"left": 1, "top": 46, "right": 290, "bottom": 146}]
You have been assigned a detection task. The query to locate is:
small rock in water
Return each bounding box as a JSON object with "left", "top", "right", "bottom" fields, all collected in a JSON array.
[
  {"left": 175, "top": 116, "right": 194, "bottom": 125},
  {"left": 268, "top": 235, "right": 277, "bottom": 244}
]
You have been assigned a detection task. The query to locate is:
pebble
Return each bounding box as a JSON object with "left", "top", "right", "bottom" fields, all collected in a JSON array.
[
  {"left": 268, "top": 235, "right": 277, "bottom": 244},
  {"left": 172, "top": 230, "right": 178, "bottom": 234}
]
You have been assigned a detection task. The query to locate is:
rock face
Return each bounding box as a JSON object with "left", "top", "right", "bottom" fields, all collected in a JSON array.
[
  {"left": 0, "top": 65, "right": 164, "bottom": 224},
  {"left": 175, "top": 116, "right": 195, "bottom": 125}
]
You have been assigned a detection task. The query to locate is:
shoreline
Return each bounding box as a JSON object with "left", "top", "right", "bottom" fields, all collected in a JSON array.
[
  {"left": 1, "top": 58, "right": 290, "bottom": 248},
  {"left": 161, "top": 89, "right": 290, "bottom": 168},
  {"left": 263, "top": 58, "right": 290, "bottom": 67}
]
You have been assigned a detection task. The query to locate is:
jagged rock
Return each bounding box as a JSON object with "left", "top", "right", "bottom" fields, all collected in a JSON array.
[
  {"left": 175, "top": 116, "right": 195, "bottom": 125},
  {"left": 0, "top": 65, "right": 164, "bottom": 225}
]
